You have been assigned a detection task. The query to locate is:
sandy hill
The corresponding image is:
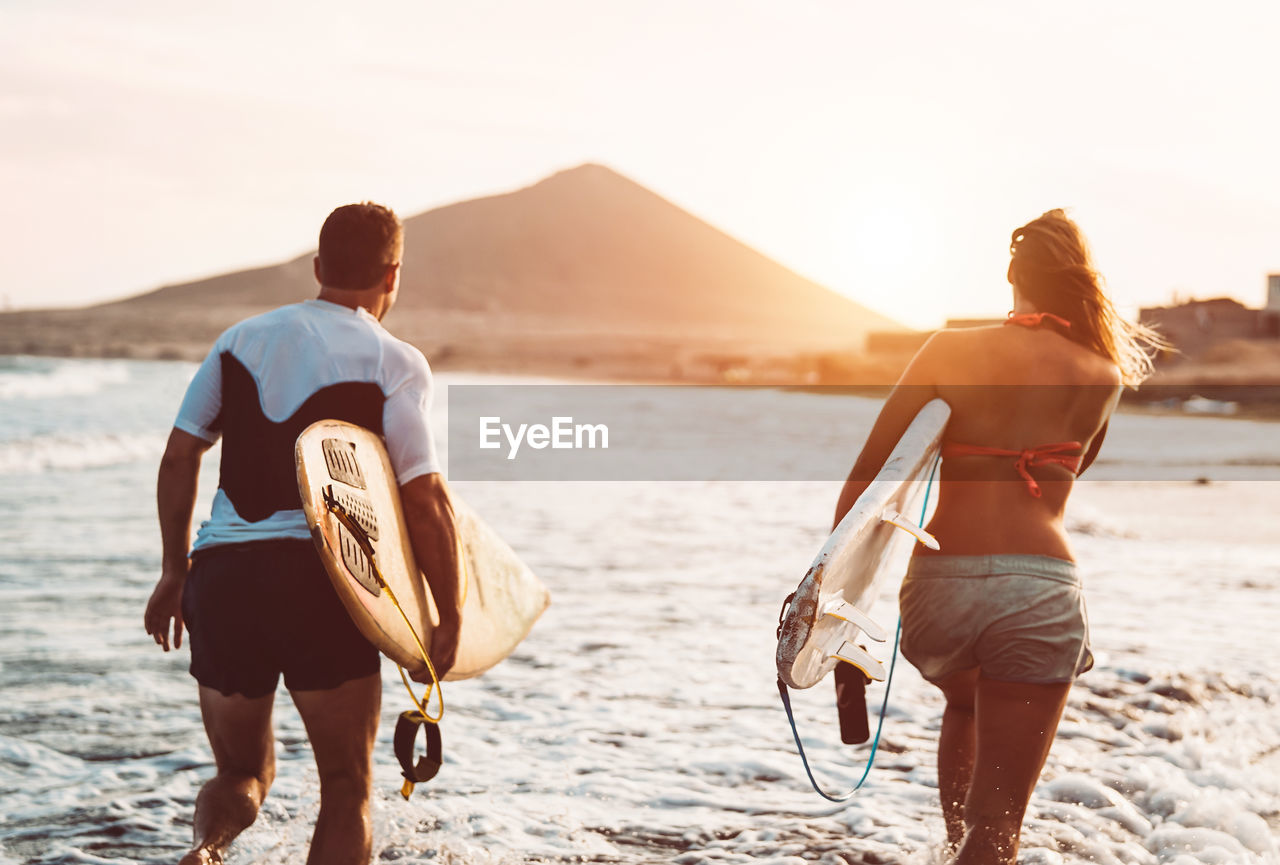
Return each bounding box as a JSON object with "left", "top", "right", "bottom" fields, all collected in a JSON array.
[{"left": 1, "top": 164, "right": 904, "bottom": 380}]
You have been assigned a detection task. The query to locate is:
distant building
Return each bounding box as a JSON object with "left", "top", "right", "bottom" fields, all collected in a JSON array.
[
  {"left": 1141, "top": 289, "right": 1279, "bottom": 357},
  {"left": 867, "top": 280, "right": 1280, "bottom": 360},
  {"left": 1266, "top": 274, "right": 1280, "bottom": 339}
]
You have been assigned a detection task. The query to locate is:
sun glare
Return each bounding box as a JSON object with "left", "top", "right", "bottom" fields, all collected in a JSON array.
[{"left": 825, "top": 187, "right": 950, "bottom": 330}]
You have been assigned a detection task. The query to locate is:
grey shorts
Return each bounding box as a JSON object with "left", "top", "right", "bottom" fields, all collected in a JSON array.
[{"left": 898, "top": 554, "right": 1093, "bottom": 685}]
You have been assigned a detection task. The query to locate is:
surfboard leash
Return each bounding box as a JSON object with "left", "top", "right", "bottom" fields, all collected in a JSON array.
[
  {"left": 322, "top": 495, "right": 445, "bottom": 799},
  {"left": 379, "top": 574, "right": 446, "bottom": 800},
  {"left": 776, "top": 454, "right": 940, "bottom": 802},
  {"left": 775, "top": 617, "right": 902, "bottom": 803}
]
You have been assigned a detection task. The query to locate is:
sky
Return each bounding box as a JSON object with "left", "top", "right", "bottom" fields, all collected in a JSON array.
[{"left": 2, "top": 0, "right": 1279, "bottom": 330}]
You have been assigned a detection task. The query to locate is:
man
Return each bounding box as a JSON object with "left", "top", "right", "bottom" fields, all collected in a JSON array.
[{"left": 144, "top": 203, "right": 462, "bottom": 865}]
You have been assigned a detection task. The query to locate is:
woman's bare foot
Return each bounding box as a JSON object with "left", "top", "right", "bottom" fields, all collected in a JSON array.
[{"left": 177, "top": 846, "right": 223, "bottom": 865}]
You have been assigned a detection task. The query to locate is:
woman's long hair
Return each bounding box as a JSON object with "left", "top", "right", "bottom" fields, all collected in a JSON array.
[{"left": 1008, "top": 209, "right": 1165, "bottom": 386}]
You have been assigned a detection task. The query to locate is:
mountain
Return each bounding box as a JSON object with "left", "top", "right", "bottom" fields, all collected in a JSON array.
[{"left": 2, "top": 164, "right": 906, "bottom": 380}]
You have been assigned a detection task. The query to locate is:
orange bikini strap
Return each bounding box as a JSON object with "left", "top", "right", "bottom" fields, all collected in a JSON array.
[
  {"left": 1005, "top": 311, "right": 1072, "bottom": 330},
  {"left": 940, "top": 441, "right": 1084, "bottom": 498}
]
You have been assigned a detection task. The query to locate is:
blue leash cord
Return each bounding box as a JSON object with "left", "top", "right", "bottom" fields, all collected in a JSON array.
[
  {"left": 776, "top": 622, "right": 903, "bottom": 802},
  {"left": 777, "top": 454, "right": 939, "bottom": 802}
]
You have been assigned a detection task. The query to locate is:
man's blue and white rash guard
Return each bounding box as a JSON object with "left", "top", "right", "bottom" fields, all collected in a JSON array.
[{"left": 174, "top": 299, "right": 442, "bottom": 553}]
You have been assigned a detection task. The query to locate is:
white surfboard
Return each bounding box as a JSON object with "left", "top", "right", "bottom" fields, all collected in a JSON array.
[
  {"left": 777, "top": 399, "right": 950, "bottom": 689},
  {"left": 295, "top": 420, "right": 549, "bottom": 681}
]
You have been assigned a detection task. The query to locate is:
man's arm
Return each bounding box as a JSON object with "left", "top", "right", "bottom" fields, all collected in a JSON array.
[
  {"left": 144, "top": 428, "right": 212, "bottom": 651},
  {"left": 400, "top": 473, "right": 464, "bottom": 679}
]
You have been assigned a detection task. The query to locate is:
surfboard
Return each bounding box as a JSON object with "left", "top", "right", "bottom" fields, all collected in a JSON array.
[
  {"left": 776, "top": 398, "right": 950, "bottom": 690},
  {"left": 295, "top": 420, "right": 549, "bottom": 681}
]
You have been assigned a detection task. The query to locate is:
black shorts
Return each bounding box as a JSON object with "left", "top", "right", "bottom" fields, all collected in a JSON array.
[{"left": 183, "top": 540, "right": 380, "bottom": 698}]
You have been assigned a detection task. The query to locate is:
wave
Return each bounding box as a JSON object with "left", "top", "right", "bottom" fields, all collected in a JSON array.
[
  {"left": 0, "top": 432, "right": 167, "bottom": 474},
  {"left": 0, "top": 357, "right": 131, "bottom": 400},
  {"left": 1065, "top": 500, "right": 1136, "bottom": 538}
]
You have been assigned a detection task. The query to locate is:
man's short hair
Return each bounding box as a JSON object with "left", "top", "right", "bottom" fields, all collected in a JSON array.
[{"left": 317, "top": 202, "right": 403, "bottom": 291}]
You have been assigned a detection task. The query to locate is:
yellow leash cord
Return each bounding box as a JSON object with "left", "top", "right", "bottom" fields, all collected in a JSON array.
[
  {"left": 322, "top": 498, "right": 444, "bottom": 721},
  {"left": 379, "top": 574, "right": 445, "bottom": 723},
  {"left": 321, "top": 497, "right": 450, "bottom": 797},
  {"left": 376, "top": 568, "right": 448, "bottom": 800}
]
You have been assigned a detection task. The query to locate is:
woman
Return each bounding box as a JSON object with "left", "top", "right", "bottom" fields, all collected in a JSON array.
[{"left": 832, "top": 210, "right": 1162, "bottom": 864}]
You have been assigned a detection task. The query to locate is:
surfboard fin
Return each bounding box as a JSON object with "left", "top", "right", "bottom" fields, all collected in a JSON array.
[
  {"left": 821, "top": 599, "right": 888, "bottom": 643},
  {"left": 832, "top": 641, "right": 887, "bottom": 682},
  {"left": 880, "top": 509, "right": 940, "bottom": 550}
]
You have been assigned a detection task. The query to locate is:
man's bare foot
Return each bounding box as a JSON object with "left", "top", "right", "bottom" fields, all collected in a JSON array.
[{"left": 177, "top": 846, "right": 223, "bottom": 865}]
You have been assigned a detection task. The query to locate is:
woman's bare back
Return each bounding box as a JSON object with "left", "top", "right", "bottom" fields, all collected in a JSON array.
[{"left": 920, "top": 324, "right": 1122, "bottom": 559}]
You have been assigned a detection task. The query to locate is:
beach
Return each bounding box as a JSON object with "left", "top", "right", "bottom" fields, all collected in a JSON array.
[{"left": 1, "top": 356, "right": 1278, "bottom": 864}]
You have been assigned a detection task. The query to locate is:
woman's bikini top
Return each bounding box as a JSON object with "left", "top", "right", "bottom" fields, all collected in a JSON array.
[{"left": 939, "top": 311, "right": 1082, "bottom": 498}]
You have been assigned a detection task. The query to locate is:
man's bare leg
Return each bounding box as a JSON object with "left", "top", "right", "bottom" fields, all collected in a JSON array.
[
  {"left": 180, "top": 686, "right": 276, "bottom": 865},
  {"left": 290, "top": 673, "right": 382, "bottom": 865}
]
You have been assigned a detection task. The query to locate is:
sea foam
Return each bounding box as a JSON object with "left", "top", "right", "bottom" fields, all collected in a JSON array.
[
  {"left": 0, "top": 357, "right": 131, "bottom": 401},
  {"left": 0, "top": 432, "right": 167, "bottom": 475}
]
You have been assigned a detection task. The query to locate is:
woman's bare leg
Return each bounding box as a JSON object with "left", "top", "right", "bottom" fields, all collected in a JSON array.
[
  {"left": 953, "top": 677, "right": 1071, "bottom": 865},
  {"left": 934, "top": 667, "right": 981, "bottom": 850}
]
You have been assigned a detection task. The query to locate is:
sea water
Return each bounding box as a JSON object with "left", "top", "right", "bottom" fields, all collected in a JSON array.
[{"left": 0, "top": 356, "right": 1277, "bottom": 864}]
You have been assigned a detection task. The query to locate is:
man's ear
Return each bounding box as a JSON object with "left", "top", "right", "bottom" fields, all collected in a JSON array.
[
  {"left": 383, "top": 262, "right": 401, "bottom": 293},
  {"left": 314, "top": 256, "right": 323, "bottom": 285}
]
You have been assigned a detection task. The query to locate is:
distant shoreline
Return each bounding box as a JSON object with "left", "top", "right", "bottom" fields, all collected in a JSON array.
[{"left": 5, "top": 343, "right": 1278, "bottom": 421}]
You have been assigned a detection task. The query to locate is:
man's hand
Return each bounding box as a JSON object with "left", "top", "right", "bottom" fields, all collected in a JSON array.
[
  {"left": 144, "top": 568, "right": 186, "bottom": 651},
  {"left": 148, "top": 429, "right": 210, "bottom": 653},
  {"left": 412, "top": 612, "right": 460, "bottom": 682}
]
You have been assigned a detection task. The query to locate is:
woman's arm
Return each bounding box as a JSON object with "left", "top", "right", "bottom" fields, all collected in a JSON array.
[
  {"left": 832, "top": 333, "right": 945, "bottom": 529},
  {"left": 1078, "top": 383, "right": 1122, "bottom": 477},
  {"left": 1077, "top": 420, "right": 1108, "bottom": 477}
]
